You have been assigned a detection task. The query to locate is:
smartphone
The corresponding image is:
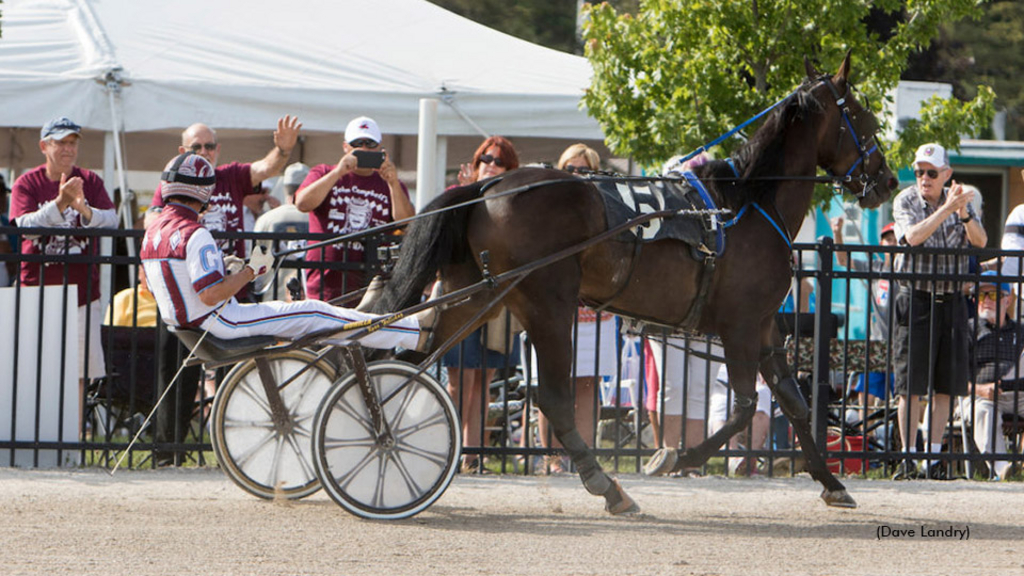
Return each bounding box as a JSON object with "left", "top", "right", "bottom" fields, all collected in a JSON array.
[{"left": 354, "top": 150, "right": 385, "bottom": 169}]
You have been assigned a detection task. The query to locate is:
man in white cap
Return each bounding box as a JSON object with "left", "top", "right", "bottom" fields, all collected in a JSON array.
[
  {"left": 998, "top": 169, "right": 1024, "bottom": 280},
  {"left": 145, "top": 116, "right": 302, "bottom": 264},
  {"left": 10, "top": 116, "right": 119, "bottom": 419},
  {"left": 142, "top": 152, "right": 433, "bottom": 349},
  {"left": 295, "top": 116, "right": 414, "bottom": 301},
  {"left": 890, "top": 142, "right": 987, "bottom": 480}
]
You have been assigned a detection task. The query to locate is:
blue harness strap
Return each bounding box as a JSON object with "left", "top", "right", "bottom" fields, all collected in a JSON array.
[
  {"left": 721, "top": 201, "right": 791, "bottom": 248},
  {"left": 681, "top": 170, "right": 725, "bottom": 256}
]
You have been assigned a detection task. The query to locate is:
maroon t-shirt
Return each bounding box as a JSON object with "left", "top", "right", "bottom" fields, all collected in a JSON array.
[
  {"left": 152, "top": 162, "right": 253, "bottom": 258},
  {"left": 10, "top": 165, "right": 114, "bottom": 306},
  {"left": 299, "top": 165, "right": 409, "bottom": 301}
]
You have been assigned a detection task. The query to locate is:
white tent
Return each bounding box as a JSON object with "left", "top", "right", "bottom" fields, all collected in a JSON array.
[
  {"left": 0, "top": 0, "right": 601, "bottom": 137},
  {"left": 0, "top": 0, "right": 606, "bottom": 207}
]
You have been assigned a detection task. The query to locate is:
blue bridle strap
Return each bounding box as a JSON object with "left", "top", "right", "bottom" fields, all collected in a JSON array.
[
  {"left": 721, "top": 202, "right": 792, "bottom": 249},
  {"left": 677, "top": 91, "right": 796, "bottom": 165}
]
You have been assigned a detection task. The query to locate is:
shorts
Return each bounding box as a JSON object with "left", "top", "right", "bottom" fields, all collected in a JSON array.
[
  {"left": 571, "top": 315, "right": 618, "bottom": 378},
  {"left": 852, "top": 371, "right": 894, "bottom": 400},
  {"left": 646, "top": 336, "right": 720, "bottom": 418},
  {"left": 79, "top": 300, "right": 106, "bottom": 380},
  {"left": 893, "top": 290, "right": 969, "bottom": 397},
  {"left": 443, "top": 326, "right": 521, "bottom": 370},
  {"left": 708, "top": 365, "right": 772, "bottom": 423}
]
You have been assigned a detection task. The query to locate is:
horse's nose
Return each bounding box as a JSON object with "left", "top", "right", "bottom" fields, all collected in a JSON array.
[{"left": 887, "top": 176, "right": 899, "bottom": 191}]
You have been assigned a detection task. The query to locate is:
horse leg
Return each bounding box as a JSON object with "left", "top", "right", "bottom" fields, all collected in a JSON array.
[
  {"left": 668, "top": 343, "right": 759, "bottom": 472},
  {"left": 759, "top": 321, "right": 856, "bottom": 508},
  {"left": 507, "top": 280, "right": 638, "bottom": 515}
]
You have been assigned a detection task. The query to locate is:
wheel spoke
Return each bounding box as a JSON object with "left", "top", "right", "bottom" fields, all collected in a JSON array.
[
  {"left": 393, "top": 437, "right": 452, "bottom": 468},
  {"left": 331, "top": 447, "right": 380, "bottom": 490},
  {"left": 329, "top": 391, "right": 375, "bottom": 437},
  {"left": 230, "top": 429, "right": 278, "bottom": 469},
  {"left": 283, "top": 429, "right": 317, "bottom": 481},
  {"left": 235, "top": 377, "right": 274, "bottom": 416}
]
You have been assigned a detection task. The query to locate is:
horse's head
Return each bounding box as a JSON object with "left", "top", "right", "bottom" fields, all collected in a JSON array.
[{"left": 806, "top": 53, "right": 898, "bottom": 209}]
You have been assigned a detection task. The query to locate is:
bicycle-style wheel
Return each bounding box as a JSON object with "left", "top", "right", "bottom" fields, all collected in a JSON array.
[
  {"left": 211, "top": 349, "right": 337, "bottom": 500},
  {"left": 313, "top": 361, "right": 461, "bottom": 520}
]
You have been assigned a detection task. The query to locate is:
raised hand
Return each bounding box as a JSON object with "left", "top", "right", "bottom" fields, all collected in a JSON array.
[{"left": 273, "top": 115, "right": 303, "bottom": 154}]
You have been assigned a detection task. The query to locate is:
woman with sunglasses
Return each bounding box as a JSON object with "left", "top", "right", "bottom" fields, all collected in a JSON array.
[
  {"left": 456, "top": 136, "right": 519, "bottom": 186},
  {"left": 445, "top": 136, "right": 521, "bottom": 473},
  {"left": 520, "top": 143, "right": 614, "bottom": 473}
]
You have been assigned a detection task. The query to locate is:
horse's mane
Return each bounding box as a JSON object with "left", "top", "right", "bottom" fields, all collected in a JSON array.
[{"left": 703, "top": 80, "right": 824, "bottom": 211}]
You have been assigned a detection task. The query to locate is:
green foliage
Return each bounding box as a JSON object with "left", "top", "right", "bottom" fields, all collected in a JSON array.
[
  {"left": 581, "top": 0, "right": 996, "bottom": 181},
  {"left": 427, "top": 0, "right": 579, "bottom": 53},
  {"left": 889, "top": 85, "right": 997, "bottom": 167},
  {"left": 937, "top": 0, "right": 1024, "bottom": 140}
]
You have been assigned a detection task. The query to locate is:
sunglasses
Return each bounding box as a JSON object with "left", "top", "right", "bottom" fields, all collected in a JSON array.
[
  {"left": 478, "top": 153, "right": 505, "bottom": 168},
  {"left": 189, "top": 142, "right": 217, "bottom": 152},
  {"left": 978, "top": 291, "right": 1007, "bottom": 302},
  {"left": 349, "top": 139, "right": 379, "bottom": 149},
  {"left": 914, "top": 168, "right": 940, "bottom": 179}
]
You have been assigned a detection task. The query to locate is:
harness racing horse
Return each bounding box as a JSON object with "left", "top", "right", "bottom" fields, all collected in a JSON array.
[{"left": 374, "top": 54, "right": 897, "bottom": 514}]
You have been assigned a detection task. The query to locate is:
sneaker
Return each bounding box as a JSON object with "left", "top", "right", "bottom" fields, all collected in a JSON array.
[
  {"left": 891, "top": 460, "right": 925, "bottom": 481},
  {"left": 355, "top": 275, "right": 386, "bottom": 312}
]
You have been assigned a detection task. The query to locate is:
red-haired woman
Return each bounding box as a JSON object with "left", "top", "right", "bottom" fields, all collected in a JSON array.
[{"left": 446, "top": 136, "right": 521, "bottom": 473}]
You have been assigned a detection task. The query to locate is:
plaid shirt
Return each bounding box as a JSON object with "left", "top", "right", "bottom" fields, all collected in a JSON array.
[
  {"left": 892, "top": 184, "right": 976, "bottom": 294},
  {"left": 970, "top": 318, "right": 1024, "bottom": 390}
]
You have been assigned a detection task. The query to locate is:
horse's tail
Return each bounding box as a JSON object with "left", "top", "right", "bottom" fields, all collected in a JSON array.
[{"left": 372, "top": 182, "right": 484, "bottom": 314}]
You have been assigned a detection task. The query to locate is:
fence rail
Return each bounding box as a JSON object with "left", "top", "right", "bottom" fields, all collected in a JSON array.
[{"left": 1, "top": 227, "right": 1022, "bottom": 481}]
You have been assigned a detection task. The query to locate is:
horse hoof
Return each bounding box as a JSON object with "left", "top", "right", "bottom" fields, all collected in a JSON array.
[
  {"left": 643, "top": 447, "right": 678, "bottom": 477},
  {"left": 821, "top": 488, "right": 857, "bottom": 509},
  {"left": 605, "top": 479, "right": 641, "bottom": 516}
]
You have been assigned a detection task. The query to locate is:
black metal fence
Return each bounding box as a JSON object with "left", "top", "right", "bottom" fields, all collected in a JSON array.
[{"left": 1, "top": 225, "right": 1023, "bottom": 481}]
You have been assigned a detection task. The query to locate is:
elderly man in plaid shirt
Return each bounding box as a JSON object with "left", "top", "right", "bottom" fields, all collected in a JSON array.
[{"left": 890, "top": 143, "right": 987, "bottom": 480}]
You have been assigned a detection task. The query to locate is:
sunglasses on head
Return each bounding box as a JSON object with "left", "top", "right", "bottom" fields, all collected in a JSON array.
[
  {"left": 189, "top": 142, "right": 217, "bottom": 152},
  {"left": 349, "top": 139, "right": 379, "bottom": 149},
  {"left": 914, "top": 168, "right": 940, "bottom": 179},
  {"left": 478, "top": 153, "right": 505, "bottom": 168}
]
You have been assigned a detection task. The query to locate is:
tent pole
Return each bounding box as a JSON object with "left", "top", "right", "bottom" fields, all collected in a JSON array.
[{"left": 416, "top": 98, "right": 439, "bottom": 211}]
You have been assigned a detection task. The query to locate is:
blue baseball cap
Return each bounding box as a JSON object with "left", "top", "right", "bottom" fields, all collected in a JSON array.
[
  {"left": 977, "top": 270, "right": 1013, "bottom": 295},
  {"left": 40, "top": 117, "right": 81, "bottom": 141}
]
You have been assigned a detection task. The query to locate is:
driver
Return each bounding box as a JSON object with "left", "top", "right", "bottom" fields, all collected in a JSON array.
[{"left": 141, "top": 152, "right": 434, "bottom": 349}]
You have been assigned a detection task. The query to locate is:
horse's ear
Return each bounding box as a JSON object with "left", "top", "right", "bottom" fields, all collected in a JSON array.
[
  {"left": 804, "top": 56, "right": 819, "bottom": 79},
  {"left": 834, "top": 49, "right": 853, "bottom": 84}
]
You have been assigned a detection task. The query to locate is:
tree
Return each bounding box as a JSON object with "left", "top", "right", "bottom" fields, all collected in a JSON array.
[{"left": 581, "top": 0, "right": 995, "bottom": 177}]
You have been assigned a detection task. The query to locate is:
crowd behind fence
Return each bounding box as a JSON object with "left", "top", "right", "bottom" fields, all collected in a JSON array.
[{"left": 1, "top": 225, "right": 1022, "bottom": 481}]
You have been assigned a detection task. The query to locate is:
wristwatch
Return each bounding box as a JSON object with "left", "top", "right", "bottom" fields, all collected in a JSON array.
[{"left": 960, "top": 213, "right": 973, "bottom": 223}]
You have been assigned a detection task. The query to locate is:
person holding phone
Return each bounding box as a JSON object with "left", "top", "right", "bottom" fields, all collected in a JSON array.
[{"left": 295, "top": 116, "right": 414, "bottom": 301}]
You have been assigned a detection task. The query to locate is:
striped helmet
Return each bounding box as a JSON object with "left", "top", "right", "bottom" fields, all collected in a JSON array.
[{"left": 161, "top": 152, "right": 215, "bottom": 204}]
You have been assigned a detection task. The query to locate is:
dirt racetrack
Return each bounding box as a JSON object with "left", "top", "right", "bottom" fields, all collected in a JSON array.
[{"left": 1, "top": 467, "right": 1021, "bottom": 576}]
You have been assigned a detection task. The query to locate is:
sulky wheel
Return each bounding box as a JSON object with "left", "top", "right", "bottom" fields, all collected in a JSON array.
[
  {"left": 312, "top": 361, "right": 461, "bottom": 520},
  {"left": 211, "top": 349, "right": 337, "bottom": 500}
]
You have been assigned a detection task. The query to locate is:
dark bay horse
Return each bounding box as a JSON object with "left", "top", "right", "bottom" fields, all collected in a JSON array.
[{"left": 374, "top": 55, "right": 897, "bottom": 514}]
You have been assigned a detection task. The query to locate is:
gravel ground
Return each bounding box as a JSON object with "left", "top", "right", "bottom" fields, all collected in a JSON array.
[{"left": 1, "top": 467, "right": 1021, "bottom": 576}]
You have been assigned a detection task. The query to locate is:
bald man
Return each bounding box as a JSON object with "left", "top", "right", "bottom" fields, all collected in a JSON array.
[{"left": 144, "top": 116, "right": 302, "bottom": 261}]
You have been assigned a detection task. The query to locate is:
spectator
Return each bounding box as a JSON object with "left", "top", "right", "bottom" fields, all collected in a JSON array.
[
  {"left": 444, "top": 135, "right": 521, "bottom": 473},
  {"left": 253, "top": 162, "right": 311, "bottom": 300},
  {"left": 960, "top": 271, "right": 1024, "bottom": 480},
  {"left": 525, "top": 143, "right": 617, "bottom": 472},
  {"left": 141, "top": 153, "right": 434, "bottom": 350},
  {"left": 709, "top": 365, "right": 771, "bottom": 476},
  {"left": 9, "top": 117, "right": 118, "bottom": 420},
  {"left": 831, "top": 218, "right": 897, "bottom": 410},
  {"left": 642, "top": 333, "right": 719, "bottom": 476},
  {"left": 144, "top": 116, "right": 302, "bottom": 263},
  {"left": 104, "top": 266, "right": 203, "bottom": 467},
  {"left": 996, "top": 168, "right": 1024, "bottom": 283},
  {"left": 242, "top": 182, "right": 281, "bottom": 246},
  {"left": 890, "top": 142, "right": 987, "bottom": 480},
  {"left": 295, "top": 116, "right": 413, "bottom": 301},
  {"left": 0, "top": 174, "right": 15, "bottom": 286}
]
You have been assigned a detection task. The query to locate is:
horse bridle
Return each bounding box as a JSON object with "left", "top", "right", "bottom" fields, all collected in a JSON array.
[{"left": 818, "top": 76, "right": 886, "bottom": 199}]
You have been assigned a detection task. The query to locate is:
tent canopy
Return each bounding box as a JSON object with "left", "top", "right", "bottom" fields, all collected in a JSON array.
[{"left": 0, "top": 0, "right": 603, "bottom": 139}]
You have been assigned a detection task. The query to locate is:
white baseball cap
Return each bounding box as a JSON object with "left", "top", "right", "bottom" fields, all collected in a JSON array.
[
  {"left": 344, "top": 116, "right": 382, "bottom": 145},
  {"left": 913, "top": 143, "right": 948, "bottom": 169}
]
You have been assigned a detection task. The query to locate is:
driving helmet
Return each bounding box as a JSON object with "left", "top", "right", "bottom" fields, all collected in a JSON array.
[{"left": 161, "top": 152, "right": 216, "bottom": 204}]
